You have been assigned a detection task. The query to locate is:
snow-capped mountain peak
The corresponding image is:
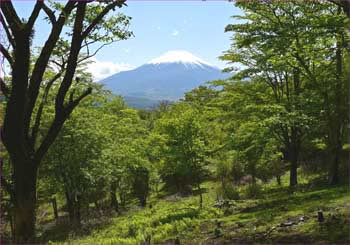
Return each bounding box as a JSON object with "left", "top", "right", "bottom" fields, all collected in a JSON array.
[
  {"left": 148, "top": 50, "right": 213, "bottom": 68},
  {"left": 100, "top": 50, "right": 231, "bottom": 108}
]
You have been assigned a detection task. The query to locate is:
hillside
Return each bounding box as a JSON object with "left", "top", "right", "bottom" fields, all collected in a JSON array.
[
  {"left": 122, "top": 96, "right": 161, "bottom": 110},
  {"left": 2, "top": 1, "right": 350, "bottom": 244},
  {"left": 35, "top": 175, "right": 350, "bottom": 244}
]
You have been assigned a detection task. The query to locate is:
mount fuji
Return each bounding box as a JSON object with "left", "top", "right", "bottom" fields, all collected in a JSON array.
[{"left": 99, "top": 50, "right": 230, "bottom": 108}]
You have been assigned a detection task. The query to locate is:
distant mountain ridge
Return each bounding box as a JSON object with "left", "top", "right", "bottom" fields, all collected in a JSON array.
[{"left": 99, "top": 50, "right": 231, "bottom": 108}]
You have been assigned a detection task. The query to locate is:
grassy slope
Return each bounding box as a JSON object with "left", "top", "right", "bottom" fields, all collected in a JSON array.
[{"left": 39, "top": 174, "right": 350, "bottom": 244}]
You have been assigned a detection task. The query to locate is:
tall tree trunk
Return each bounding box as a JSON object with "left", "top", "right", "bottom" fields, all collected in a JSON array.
[
  {"left": 1, "top": 21, "right": 36, "bottom": 244},
  {"left": 51, "top": 197, "right": 59, "bottom": 220},
  {"left": 276, "top": 175, "right": 281, "bottom": 185},
  {"left": 289, "top": 158, "right": 298, "bottom": 187},
  {"left": 65, "top": 191, "right": 74, "bottom": 221},
  {"left": 288, "top": 69, "right": 301, "bottom": 188},
  {"left": 13, "top": 160, "right": 38, "bottom": 243},
  {"left": 73, "top": 197, "right": 81, "bottom": 226},
  {"left": 329, "top": 17, "right": 344, "bottom": 185},
  {"left": 329, "top": 150, "right": 340, "bottom": 184},
  {"left": 140, "top": 197, "right": 147, "bottom": 207},
  {"left": 110, "top": 182, "right": 119, "bottom": 213},
  {"left": 289, "top": 140, "right": 299, "bottom": 187},
  {"left": 65, "top": 191, "right": 81, "bottom": 226},
  {"left": 327, "top": 127, "right": 343, "bottom": 185},
  {"left": 119, "top": 192, "right": 125, "bottom": 208},
  {"left": 198, "top": 184, "right": 203, "bottom": 209}
]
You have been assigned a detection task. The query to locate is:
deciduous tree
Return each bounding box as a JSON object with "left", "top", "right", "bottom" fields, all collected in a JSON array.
[{"left": 0, "top": 1, "right": 132, "bottom": 242}]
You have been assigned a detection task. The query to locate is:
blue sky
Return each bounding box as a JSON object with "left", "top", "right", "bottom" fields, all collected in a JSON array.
[{"left": 12, "top": 1, "right": 242, "bottom": 80}]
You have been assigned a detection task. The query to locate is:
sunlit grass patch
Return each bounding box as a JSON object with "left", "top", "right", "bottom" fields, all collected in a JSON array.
[{"left": 41, "top": 177, "right": 350, "bottom": 244}]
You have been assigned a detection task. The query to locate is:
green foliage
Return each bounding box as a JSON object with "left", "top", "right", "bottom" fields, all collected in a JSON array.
[
  {"left": 242, "top": 184, "right": 263, "bottom": 199},
  {"left": 130, "top": 166, "right": 150, "bottom": 207},
  {"left": 50, "top": 0, "right": 133, "bottom": 44},
  {"left": 215, "top": 183, "right": 240, "bottom": 200},
  {"left": 97, "top": 99, "right": 152, "bottom": 207},
  {"left": 219, "top": 0, "right": 349, "bottom": 186},
  {"left": 153, "top": 103, "right": 209, "bottom": 193},
  {"left": 41, "top": 106, "right": 109, "bottom": 211},
  {"left": 3, "top": 1, "right": 350, "bottom": 243}
]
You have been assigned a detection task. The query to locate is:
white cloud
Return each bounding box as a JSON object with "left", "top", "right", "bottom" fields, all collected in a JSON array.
[
  {"left": 156, "top": 26, "right": 161, "bottom": 30},
  {"left": 87, "top": 57, "right": 134, "bottom": 82},
  {"left": 172, "top": 30, "right": 179, "bottom": 36}
]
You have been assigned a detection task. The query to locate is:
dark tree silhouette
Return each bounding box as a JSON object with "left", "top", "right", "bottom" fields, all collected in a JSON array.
[{"left": 0, "top": 0, "right": 130, "bottom": 242}]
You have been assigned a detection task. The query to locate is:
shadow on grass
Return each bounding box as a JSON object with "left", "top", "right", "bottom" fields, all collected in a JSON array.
[
  {"left": 263, "top": 215, "right": 350, "bottom": 243},
  {"left": 240, "top": 184, "right": 348, "bottom": 216},
  {"left": 36, "top": 211, "right": 116, "bottom": 243},
  {"left": 155, "top": 185, "right": 209, "bottom": 201}
]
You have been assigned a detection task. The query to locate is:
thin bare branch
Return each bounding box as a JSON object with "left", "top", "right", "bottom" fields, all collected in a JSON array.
[
  {"left": 25, "top": 0, "right": 43, "bottom": 31},
  {"left": 30, "top": 72, "right": 63, "bottom": 148},
  {"left": 0, "top": 43, "right": 14, "bottom": 69},
  {"left": 55, "top": 2, "right": 87, "bottom": 113},
  {"left": 78, "top": 41, "right": 114, "bottom": 63},
  {"left": 67, "top": 87, "right": 92, "bottom": 111},
  {"left": 42, "top": 3, "right": 56, "bottom": 25},
  {"left": 0, "top": 12, "right": 16, "bottom": 48},
  {"left": 0, "top": 1, "right": 22, "bottom": 34},
  {"left": 49, "top": 59, "right": 66, "bottom": 70}
]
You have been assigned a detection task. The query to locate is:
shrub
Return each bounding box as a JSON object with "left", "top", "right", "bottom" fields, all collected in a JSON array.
[
  {"left": 216, "top": 184, "right": 240, "bottom": 200},
  {"left": 243, "top": 184, "right": 263, "bottom": 199}
]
